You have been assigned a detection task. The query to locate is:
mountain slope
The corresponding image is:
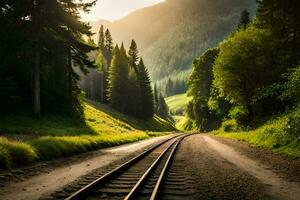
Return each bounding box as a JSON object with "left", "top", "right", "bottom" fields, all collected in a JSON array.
[{"left": 90, "top": 0, "right": 257, "bottom": 82}]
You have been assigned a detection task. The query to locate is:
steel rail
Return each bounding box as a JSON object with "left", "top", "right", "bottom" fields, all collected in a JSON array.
[
  {"left": 64, "top": 134, "right": 182, "bottom": 200},
  {"left": 123, "top": 135, "right": 185, "bottom": 200},
  {"left": 150, "top": 136, "right": 185, "bottom": 200}
]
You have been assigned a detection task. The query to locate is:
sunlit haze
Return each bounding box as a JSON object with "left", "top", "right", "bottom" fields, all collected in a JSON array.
[{"left": 81, "top": 0, "right": 165, "bottom": 22}]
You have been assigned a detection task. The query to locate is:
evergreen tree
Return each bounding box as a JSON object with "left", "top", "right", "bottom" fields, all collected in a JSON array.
[
  {"left": 157, "top": 93, "right": 170, "bottom": 119},
  {"left": 127, "top": 67, "right": 140, "bottom": 116},
  {"left": 98, "top": 25, "right": 105, "bottom": 52},
  {"left": 108, "top": 45, "right": 129, "bottom": 113},
  {"left": 165, "top": 78, "right": 174, "bottom": 97},
  {"left": 238, "top": 9, "right": 250, "bottom": 30},
  {"left": 0, "top": 0, "right": 96, "bottom": 115},
  {"left": 256, "top": 0, "right": 300, "bottom": 67},
  {"left": 104, "top": 29, "right": 113, "bottom": 67},
  {"left": 128, "top": 40, "right": 139, "bottom": 72},
  {"left": 137, "top": 58, "right": 154, "bottom": 119}
]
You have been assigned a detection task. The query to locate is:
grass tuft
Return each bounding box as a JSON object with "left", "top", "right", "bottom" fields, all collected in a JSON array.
[{"left": 0, "top": 137, "right": 38, "bottom": 166}]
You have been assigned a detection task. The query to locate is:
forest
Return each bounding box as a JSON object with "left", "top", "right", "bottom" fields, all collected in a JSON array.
[
  {"left": 186, "top": 0, "right": 300, "bottom": 156},
  {"left": 0, "top": 2, "right": 299, "bottom": 199},
  {"left": 0, "top": 0, "right": 173, "bottom": 169},
  {"left": 0, "top": 1, "right": 172, "bottom": 121}
]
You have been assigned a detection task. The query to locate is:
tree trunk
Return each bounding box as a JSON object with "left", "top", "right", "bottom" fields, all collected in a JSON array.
[
  {"left": 34, "top": 47, "right": 41, "bottom": 115},
  {"left": 68, "top": 48, "right": 72, "bottom": 97}
]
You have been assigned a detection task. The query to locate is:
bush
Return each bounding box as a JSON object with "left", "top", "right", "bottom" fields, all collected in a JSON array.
[
  {"left": 0, "top": 137, "right": 38, "bottom": 167},
  {"left": 286, "top": 106, "right": 300, "bottom": 137},
  {"left": 222, "top": 119, "right": 238, "bottom": 132},
  {"left": 229, "top": 106, "right": 248, "bottom": 123},
  {"left": 0, "top": 145, "right": 11, "bottom": 169}
]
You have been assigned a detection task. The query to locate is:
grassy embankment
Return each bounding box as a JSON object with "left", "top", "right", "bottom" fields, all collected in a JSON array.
[
  {"left": 213, "top": 105, "right": 300, "bottom": 158},
  {"left": 165, "top": 93, "right": 193, "bottom": 130},
  {"left": 0, "top": 100, "right": 176, "bottom": 169}
]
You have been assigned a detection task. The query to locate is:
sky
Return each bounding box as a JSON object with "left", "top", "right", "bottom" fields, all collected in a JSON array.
[{"left": 81, "top": 0, "right": 165, "bottom": 22}]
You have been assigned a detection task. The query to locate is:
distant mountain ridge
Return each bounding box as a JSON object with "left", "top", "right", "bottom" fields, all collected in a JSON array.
[{"left": 90, "top": 0, "right": 257, "bottom": 82}]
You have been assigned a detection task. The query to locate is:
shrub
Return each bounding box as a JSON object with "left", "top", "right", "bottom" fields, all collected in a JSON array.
[
  {"left": 286, "top": 106, "right": 300, "bottom": 137},
  {"left": 222, "top": 119, "right": 238, "bottom": 132},
  {"left": 229, "top": 106, "right": 248, "bottom": 123},
  {"left": 0, "top": 137, "right": 37, "bottom": 166},
  {"left": 0, "top": 145, "right": 11, "bottom": 169}
]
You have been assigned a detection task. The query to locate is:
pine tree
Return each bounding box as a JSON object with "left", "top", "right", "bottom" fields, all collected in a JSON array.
[
  {"left": 238, "top": 9, "right": 250, "bottom": 30},
  {"left": 108, "top": 45, "right": 129, "bottom": 113},
  {"left": 137, "top": 58, "right": 154, "bottom": 119},
  {"left": 98, "top": 25, "right": 105, "bottom": 52},
  {"left": 165, "top": 78, "right": 174, "bottom": 97},
  {"left": 32, "top": 0, "right": 96, "bottom": 115},
  {"left": 256, "top": 0, "right": 277, "bottom": 30},
  {"left": 108, "top": 45, "right": 121, "bottom": 109},
  {"left": 104, "top": 29, "right": 113, "bottom": 66},
  {"left": 127, "top": 67, "right": 140, "bottom": 116},
  {"left": 128, "top": 40, "right": 139, "bottom": 72},
  {"left": 157, "top": 93, "right": 170, "bottom": 119},
  {"left": 256, "top": 0, "right": 300, "bottom": 67}
]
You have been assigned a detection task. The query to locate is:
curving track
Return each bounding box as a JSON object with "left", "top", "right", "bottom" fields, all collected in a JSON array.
[{"left": 63, "top": 134, "right": 189, "bottom": 200}]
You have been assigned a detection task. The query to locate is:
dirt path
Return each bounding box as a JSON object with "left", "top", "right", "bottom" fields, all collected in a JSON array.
[
  {"left": 162, "top": 134, "right": 299, "bottom": 200},
  {"left": 0, "top": 135, "right": 174, "bottom": 200},
  {"left": 1, "top": 134, "right": 299, "bottom": 200},
  {"left": 203, "top": 135, "right": 300, "bottom": 200}
]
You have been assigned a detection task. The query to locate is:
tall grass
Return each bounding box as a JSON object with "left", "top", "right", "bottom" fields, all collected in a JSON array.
[
  {"left": 0, "top": 131, "right": 150, "bottom": 169},
  {"left": 0, "top": 101, "right": 175, "bottom": 169},
  {"left": 213, "top": 105, "right": 300, "bottom": 158},
  {"left": 0, "top": 137, "right": 38, "bottom": 168},
  {"left": 29, "top": 132, "right": 149, "bottom": 160}
]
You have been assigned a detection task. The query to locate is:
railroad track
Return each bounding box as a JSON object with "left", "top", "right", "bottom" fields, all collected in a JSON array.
[{"left": 62, "top": 134, "right": 189, "bottom": 200}]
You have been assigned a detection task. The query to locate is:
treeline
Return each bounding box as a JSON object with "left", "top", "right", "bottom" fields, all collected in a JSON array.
[
  {"left": 0, "top": 2, "right": 157, "bottom": 121},
  {"left": 165, "top": 78, "right": 187, "bottom": 97},
  {"left": 80, "top": 25, "right": 168, "bottom": 120},
  {"left": 0, "top": 0, "right": 97, "bottom": 116},
  {"left": 187, "top": 0, "right": 300, "bottom": 131}
]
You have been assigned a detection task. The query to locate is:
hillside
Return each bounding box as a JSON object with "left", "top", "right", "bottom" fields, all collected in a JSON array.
[
  {"left": 165, "top": 93, "right": 193, "bottom": 130},
  {"left": 0, "top": 101, "right": 175, "bottom": 169},
  {"left": 90, "top": 0, "right": 257, "bottom": 82},
  {"left": 165, "top": 93, "right": 191, "bottom": 116}
]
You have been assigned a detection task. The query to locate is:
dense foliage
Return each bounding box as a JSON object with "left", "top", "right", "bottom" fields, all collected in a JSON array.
[
  {"left": 0, "top": 0, "right": 97, "bottom": 115},
  {"left": 186, "top": 48, "right": 228, "bottom": 131},
  {"left": 187, "top": 0, "right": 300, "bottom": 131},
  {"left": 107, "top": 41, "right": 154, "bottom": 120}
]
